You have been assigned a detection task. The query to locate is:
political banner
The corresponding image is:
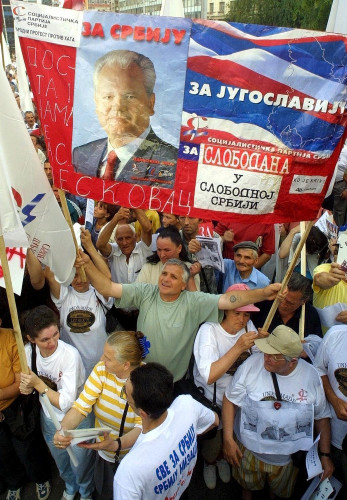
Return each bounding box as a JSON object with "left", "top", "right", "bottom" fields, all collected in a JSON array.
[{"left": 11, "top": 2, "right": 347, "bottom": 222}]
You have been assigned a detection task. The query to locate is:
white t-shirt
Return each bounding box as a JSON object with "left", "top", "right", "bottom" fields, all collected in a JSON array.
[
  {"left": 225, "top": 353, "right": 330, "bottom": 465},
  {"left": 314, "top": 324, "right": 347, "bottom": 449},
  {"left": 25, "top": 340, "right": 85, "bottom": 421},
  {"left": 193, "top": 320, "right": 258, "bottom": 408},
  {"left": 52, "top": 285, "right": 113, "bottom": 377},
  {"left": 113, "top": 395, "right": 215, "bottom": 500},
  {"left": 108, "top": 240, "right": 153, "bottom": 284}
]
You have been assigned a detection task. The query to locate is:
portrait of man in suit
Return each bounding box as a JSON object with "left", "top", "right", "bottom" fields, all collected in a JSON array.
[{"left": 72, "top": 49, "right": 178, "bottom": 188}]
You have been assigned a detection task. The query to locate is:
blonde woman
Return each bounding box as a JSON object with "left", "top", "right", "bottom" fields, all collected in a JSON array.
[{"left": 53, "top": 330, "right": 149, "bottom": 500}]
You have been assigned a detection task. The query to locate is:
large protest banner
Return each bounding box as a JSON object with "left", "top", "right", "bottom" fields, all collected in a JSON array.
[{"left": 11, "top": 2, "right": 347, "bottom": 222}]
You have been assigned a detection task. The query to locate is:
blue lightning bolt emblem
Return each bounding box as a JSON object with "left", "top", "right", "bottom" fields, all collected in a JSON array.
[{"left": 21, "top": 193, "right": 45, "bottom": 227}]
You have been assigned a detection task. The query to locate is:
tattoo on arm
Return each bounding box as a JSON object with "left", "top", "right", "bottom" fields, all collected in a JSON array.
[{"left": 229, "top": 294, "right": 237, "bottom": 303}]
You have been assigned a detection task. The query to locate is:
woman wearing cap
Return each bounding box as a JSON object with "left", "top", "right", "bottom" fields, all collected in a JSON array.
[
  {"left": 52, "top": 330, "right": 149, "bottom": 500},
  {"left": 193, "top": 283, "right": 262, "bottom": 490}
]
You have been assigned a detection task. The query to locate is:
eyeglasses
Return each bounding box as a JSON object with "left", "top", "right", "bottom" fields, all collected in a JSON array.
[
  {"left": 120, "top": 384, "right": 127, "bottom": 400},
  {"left": 266, "top": 354, "right": 287, "bottom": 362}
]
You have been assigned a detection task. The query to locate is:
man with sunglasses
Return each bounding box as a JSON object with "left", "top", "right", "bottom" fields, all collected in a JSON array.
[
  {"left": 223, "top": 325, "right": 333, "bottom": 500},
  {"left": 114, "top": 363, "right": 219, "bottom": 499}
]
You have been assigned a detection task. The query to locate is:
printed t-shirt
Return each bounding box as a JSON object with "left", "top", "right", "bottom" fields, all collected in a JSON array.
[
  {"left": 52, "top": 285, "right": 113, "bottom": 377},
  {"left": 113, "top": 395, "right": 215, "bottom": 500},
  {"left": 225, "top": 353, "right": 330, "bottom": 466}
]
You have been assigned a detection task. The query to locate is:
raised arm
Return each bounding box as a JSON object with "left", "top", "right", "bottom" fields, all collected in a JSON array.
[
  {"left": 313, "top": 262, "right": 346, "bottom": 290},
  {"left": 80, "top": 228, "right": 111, "bottom": 280},
  {"left": 218, "top": 283, "right": 281, "bottom": 311},
  {"left": 96, "top": 207, "right": 130, "bottom": 256},
  {"left": 76, "top": 250, "right": 123, "bottom": 299},
  {"left": 278, "top": 225, "right": 300, "bottom": 259},
  {"left": 26, "top": 249, "right": 45, "bottom": 290},
  {"left": 44, "top": 266, "right": 61, "bottom": 300},
  {"left": 208, "top": 332, "right": 257, "bottom": 384},
  {"left": 134, "top": 209, "right": 152, "bottom": 247}
]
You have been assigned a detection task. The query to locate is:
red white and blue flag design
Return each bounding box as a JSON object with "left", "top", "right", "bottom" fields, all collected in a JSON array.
[
  {"left": 181, "top": 20, "right": 346, "bottom": 157},
  {"left": 10, "top": 3, "right": 347, "bottom": 222}
]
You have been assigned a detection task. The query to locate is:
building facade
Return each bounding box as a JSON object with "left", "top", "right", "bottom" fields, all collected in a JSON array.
[{"left": 118, "top": 0, "right": 208, "bottom": 18}]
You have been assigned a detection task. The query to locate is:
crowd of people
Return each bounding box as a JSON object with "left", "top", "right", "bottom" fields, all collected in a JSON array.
[{"left": 1, "top": 61, "right": 347, "bottom": 500}]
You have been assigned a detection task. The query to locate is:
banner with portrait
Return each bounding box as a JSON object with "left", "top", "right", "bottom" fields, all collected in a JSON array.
[{"left": 12, "top": 2, "right": 347, "bottom": 222}]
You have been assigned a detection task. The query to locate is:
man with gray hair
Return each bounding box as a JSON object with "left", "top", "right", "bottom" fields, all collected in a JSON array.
[
  {"left": 73, "top": 49, "right": 177, "bottom": 187},
  {"left": 223, "top": 325, "right": 333, "bottom": 499},
  {"left": 221, "top": 241, "right": 270, "bottom": 292},
  {"left": 76, "top": 252, "right": 281, "bottom": 383}
]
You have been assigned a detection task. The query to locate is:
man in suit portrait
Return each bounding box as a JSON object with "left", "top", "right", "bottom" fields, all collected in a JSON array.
[{"left": 73, "top": 50, "right": 178, "bottom": 188}]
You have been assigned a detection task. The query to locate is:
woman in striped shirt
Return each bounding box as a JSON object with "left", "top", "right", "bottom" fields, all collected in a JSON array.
[{"left": 53, "top": 330, "right": 148, "bottom": 500}]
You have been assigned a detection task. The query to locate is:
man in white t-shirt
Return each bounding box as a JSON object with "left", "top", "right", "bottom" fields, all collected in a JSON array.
[
  {"left": 223, "top": 325, "right": 333, "bottom": 499},
  {"left": 314, "top": 324, "right": 347, "bottom": 493},
  {"left": 97, "top": 207, "right": 153, "bottom": 329},
  {"left": 113, "top": 363, "right": 219, "bottom": 499}
]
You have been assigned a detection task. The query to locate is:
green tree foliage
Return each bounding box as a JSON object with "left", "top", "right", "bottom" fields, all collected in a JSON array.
[{"left": 225, "top": 0, "right": 333, "bottom": 31}]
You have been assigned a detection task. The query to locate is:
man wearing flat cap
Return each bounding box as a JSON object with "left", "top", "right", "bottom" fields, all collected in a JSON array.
[
  {"left": 221, "top": 241, "right": 270, "bottom": 292},
  {"left": 223, "top": 325, "right": 333, "bottom": 499}
]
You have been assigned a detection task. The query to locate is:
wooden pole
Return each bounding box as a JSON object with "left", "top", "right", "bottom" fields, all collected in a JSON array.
[
  {"left": 299, "top": 221, "right": 307, "bottom": 341},
  {"left": 262, "top": 220, "right": 314, "bottom": 332},
  {"left": 0, "top": 235, "right": 29, "bottom": 373},
  {"left": 58, "top": 188, "right": 86, "bottom": 282}
]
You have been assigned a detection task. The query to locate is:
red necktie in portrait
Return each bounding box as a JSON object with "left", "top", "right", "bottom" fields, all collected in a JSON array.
[{"left": 102, "top": 150, "right": 118, "bottom": 180}]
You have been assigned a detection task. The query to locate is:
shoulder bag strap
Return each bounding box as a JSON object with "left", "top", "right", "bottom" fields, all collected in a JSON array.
[
  {"left": 212, "top": 382, "right": 217, "bottom": 405},
  {"left": 31, "top": 342, "right": 38, "bottom": 375},
  {"left": 94, "top": 290, "right": 107, "bottom": 316},
  {"left": 115, "top": 402, "right": 129, "bottom": 460},
  {"left": 271, "top": 372, "right": 282, "bottom": 401}
]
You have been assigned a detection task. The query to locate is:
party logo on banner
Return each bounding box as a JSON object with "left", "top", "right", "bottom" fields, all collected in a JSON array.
[{"left": 12, "top": 3, "right": 347, "bottom": 223}]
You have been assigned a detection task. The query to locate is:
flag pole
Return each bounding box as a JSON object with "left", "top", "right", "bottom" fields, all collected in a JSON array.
[
  {"left": 0, "top": 235, "right": 29, "bottom": 373},
  {"left": 58, "top": 188, "right": 87, "bottom": 281},
  {"left": 299, "top": 221, "right": 307, "bottom": 341},
  {"left": 262, "top": 220, "right": 314, "bottom": 332}
]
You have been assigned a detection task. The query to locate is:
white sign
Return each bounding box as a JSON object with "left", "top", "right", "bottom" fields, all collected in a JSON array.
[
  {"left": 289, "top": 175, "right": 326, "bottom": 194},
  {"left": 12, "top": 1, "right": 82, "bottom": 47}
]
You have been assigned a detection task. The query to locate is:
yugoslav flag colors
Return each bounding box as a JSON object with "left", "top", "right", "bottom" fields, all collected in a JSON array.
[{"left": 0, "top": 65, "right": 75, "bottom": 285}]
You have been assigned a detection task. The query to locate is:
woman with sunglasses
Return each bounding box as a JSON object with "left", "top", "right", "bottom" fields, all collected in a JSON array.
[{"left": 53, "top": 330, "right": 148, "bottom": 500}]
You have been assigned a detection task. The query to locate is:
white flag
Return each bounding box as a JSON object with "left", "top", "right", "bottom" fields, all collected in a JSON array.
[
  {"left": 326, "top": 0, "right": 347, "bottom": 34},
  {"left": 0, "top": 65, "right": 75, "bottom": 284},
  {"left": 160, "top": 0, "right": 184, "bottom": 17}
]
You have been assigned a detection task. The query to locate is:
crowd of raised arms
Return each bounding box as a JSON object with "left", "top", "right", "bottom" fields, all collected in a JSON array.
[{"left": 1, "top": 61, "right": 347, "bottom": 500}]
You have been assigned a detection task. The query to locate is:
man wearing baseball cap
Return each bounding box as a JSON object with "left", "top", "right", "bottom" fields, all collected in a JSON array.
[
  {"left": 223, "top": 325, "right": 333, "bottom": 499},
  {"left": 221, "top": 241, "right": 270, "bottom": 292}
]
